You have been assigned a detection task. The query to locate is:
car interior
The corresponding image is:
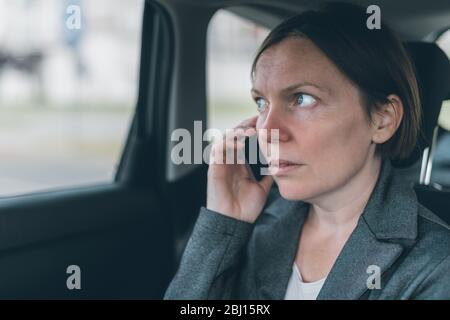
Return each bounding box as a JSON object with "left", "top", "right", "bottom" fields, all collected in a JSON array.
[{"left": 0, "top": 0, "right": 449, "bottom": 299}]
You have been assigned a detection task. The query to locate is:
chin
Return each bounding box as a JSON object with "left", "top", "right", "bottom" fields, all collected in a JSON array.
[{"left": 276, "top": 179, "right": 314, "bottom": 201}]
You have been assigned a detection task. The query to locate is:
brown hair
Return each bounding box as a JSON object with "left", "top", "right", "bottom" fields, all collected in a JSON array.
[{"left": 251, "top": 2, "right": 421, "bottom": 161}]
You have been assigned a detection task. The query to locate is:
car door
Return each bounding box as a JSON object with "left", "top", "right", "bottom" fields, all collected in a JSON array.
[{"left": 0, "top": 0, "right": 175, "bottom": 299}]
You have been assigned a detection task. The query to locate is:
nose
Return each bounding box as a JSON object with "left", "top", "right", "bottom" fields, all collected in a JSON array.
[{"left": 258, "top": 107, "right": 290, "bottom": 143}]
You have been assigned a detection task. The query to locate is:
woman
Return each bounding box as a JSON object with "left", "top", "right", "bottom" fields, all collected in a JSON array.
[{"left": 164, "top": 3, "right": 450, "bottom": 299}]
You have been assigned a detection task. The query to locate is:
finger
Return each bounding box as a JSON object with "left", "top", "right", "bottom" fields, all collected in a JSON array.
[
  {"left": 242, "top": 127, "right": 257, "bottom": 137},
  {"left": 224, "top": 136, "right": 245, "bottom": 164},
  {"left": 211, "top": 133, "right": 246, "bottom": 165},
  {"left": 209, "top": 143, "right": 220, "bottom": 165},
  {"left": 258, "top": 175, "right": 274, "bottom": 195},
  {"left": 225, "top": 128, "right": 256, "bottom": 147},
  {"left": 234, "top": 115, "right": 258, "bottom": 130},
  {"left": 225, "top": 128, "right": 255, "bottom": 165},
  {"left": 244, "top": 162, "right": 257, "bottom": 181}
]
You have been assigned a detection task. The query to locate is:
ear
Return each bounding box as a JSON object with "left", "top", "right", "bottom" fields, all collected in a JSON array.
[{"left": 371, "top": 94, "right": 404, "bottom": 144}]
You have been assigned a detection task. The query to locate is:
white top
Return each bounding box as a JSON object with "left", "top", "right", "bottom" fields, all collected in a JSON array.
[{"left": 284, "top": 263, "right": 327, "bottom": 300}]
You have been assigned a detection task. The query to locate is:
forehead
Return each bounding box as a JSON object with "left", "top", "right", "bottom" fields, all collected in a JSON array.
[{"left": 253, "top": 37, "right": 346, "bottom": 91}]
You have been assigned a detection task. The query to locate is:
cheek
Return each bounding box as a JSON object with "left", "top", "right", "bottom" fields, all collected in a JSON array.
[
  {"left": 300, "top": 112, "right": 373, "bottom": 190},
  {"left": 328, "top": 113, "right": 372, "bottom": 154},
  {"left": 304, "top": 108, "right": 371, "bottom": 153},
  {"left": 276, "top": 118, "right": 372, "bottom": 200}
]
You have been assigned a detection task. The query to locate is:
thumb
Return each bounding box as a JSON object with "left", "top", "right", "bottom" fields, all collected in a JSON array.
[{"left": 258, "top": 175, "right": 274, "bottom": 195}]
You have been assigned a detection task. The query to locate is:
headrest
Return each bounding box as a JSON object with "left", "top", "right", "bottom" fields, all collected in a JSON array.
[{"left": 393, "top": 42, "right": 450, "bottom": 167}]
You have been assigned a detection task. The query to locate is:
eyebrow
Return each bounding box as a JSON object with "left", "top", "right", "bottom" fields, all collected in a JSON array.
[{"left": 251, "top": 82, "right": 330, "bottom": 96}]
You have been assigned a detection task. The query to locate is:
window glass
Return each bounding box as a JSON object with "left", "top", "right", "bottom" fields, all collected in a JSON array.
[
  {"left": 207, "top": 9, "right": 269, "bottom": 132},
  {"left": 431, "top": 31, "right": 450, "bottom": 186},
  {"left": 0, "top": 0, "right": 143, "bottom": 196}
]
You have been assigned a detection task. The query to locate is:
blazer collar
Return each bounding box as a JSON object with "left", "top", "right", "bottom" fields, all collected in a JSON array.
[
  {"left": 361, "top": 159, "right": 418, "bottom": 240},
  {"left": 254, "top": 159, "right": 419, "bottom": 300}
]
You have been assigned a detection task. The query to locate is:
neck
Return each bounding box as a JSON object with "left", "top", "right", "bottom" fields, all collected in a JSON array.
[{"left": 307, "top": 157, "right": 382, "bottom": 232}]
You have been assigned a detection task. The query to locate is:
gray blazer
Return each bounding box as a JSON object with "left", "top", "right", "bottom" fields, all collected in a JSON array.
[{"left": 164, "top": 160, "right": 450, "bottom": 299}]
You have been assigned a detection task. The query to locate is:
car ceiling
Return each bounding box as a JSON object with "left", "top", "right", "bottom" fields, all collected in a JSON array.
[{"left": 170, "top": 0, "right": 450, "bottom": 40}]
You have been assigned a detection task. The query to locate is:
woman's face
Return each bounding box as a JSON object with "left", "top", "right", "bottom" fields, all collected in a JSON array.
[{"left": 253, "top": 36, "right": 378, "bottom": 201}]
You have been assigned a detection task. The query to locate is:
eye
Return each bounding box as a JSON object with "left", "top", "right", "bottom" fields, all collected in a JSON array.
[
  {"left": 295, "top": 93, "right": 317, "bottom": 108},
  {"left": 255, "top": 97, "right": 268, "bottom": 113}
]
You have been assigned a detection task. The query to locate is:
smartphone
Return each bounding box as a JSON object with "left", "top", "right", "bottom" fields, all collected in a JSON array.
[{"left": 244, "top": 135, "right": 268, "bottom": 182}]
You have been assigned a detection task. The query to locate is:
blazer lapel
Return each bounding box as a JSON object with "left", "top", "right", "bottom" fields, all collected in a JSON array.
[
  {"left": 318, "top": 160, "right": 419, "bottom": 299},
  {"left": 250, "top": 159, "right": 419, "bottom": 300},
  {"left": 316, "top": 218, "right": 404, "bottom": 299},
  {"left": 251, "top": 193, "right": 310, "bottom": 300}
]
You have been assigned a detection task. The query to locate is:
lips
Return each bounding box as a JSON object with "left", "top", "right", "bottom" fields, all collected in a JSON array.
[
  {"left": 268, "top": 159, "right": 303, "bottom": 175},
  {"left": 269, "top": 159, "right": 300, "bottom": 166}
]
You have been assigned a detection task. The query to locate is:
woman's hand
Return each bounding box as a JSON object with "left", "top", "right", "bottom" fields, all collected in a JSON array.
[{"left": 206, "top": 116, "right": 274, "bottom": 223}]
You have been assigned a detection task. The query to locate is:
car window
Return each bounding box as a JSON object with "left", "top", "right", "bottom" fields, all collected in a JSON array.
[
  {"left": 0, "top": 0, "right": 143, "bottom": 196},
  {"left": 433, "top": 30, "right": 450, "bottom": 187},
  {"left": 207, "top": 9, "right": 269, "bottom": 132}
]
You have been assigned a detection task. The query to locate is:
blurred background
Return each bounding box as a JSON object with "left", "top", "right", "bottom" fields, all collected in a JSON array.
[
  {"left": 0, "top": 1, "right": 449, "bottom": 196},
  {"left": 207, "top": 10, "right": 268, "bottom": 132},
  {"left": 0, "top": 0, "right": 142, "bottom": 195},
  {"left": 0, "top": 1, "right": 270, "bottom": 197}
]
